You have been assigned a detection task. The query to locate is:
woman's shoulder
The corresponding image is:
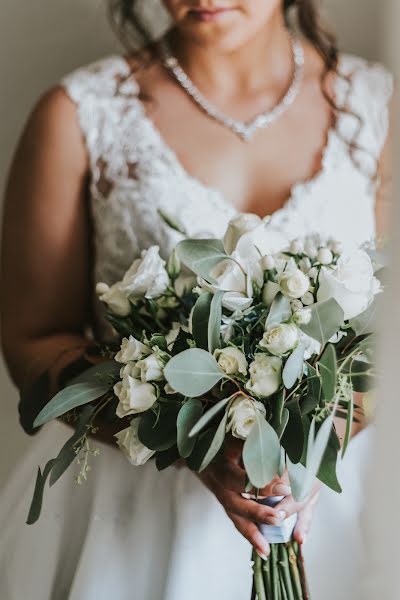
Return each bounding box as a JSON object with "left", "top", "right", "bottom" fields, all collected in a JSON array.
[{"left": 60, "top": 54, "right": 140, "bottom": 105}]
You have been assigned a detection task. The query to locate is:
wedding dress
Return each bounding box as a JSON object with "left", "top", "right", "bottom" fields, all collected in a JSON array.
[{"left": 0, "top": 53, "right": 393, "bottom": 600}]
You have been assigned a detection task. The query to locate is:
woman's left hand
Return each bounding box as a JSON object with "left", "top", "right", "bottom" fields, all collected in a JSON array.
[{"left": 272, "top": 480, "right": 321, "bottom": 545}]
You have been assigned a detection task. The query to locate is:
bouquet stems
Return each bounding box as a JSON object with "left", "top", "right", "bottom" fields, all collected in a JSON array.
[{"left": 252, "top": 543, "right": 309, "bottom": 600}]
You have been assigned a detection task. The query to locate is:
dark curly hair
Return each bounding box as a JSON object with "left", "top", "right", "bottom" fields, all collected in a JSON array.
[{"left": 108, "top": 0, "right": 369, "bottom": 177}]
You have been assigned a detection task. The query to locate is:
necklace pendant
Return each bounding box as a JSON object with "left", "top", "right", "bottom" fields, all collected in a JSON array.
[{"left": 161, "top": 36, "right": 305, "bottom": 140}]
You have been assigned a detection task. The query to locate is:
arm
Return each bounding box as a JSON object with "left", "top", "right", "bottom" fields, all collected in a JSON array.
[{"left": 0, "top": 87, "right": 118, "bottom": 444}]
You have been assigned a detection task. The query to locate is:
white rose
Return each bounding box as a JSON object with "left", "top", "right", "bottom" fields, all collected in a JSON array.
[
  {"left": 289, "top": 239, "right": 304, "bottom": 255},
  {"left": 224, "top": 213, "right": 262, "bottom": 254},
  {"left": 214, "top": 346, "right": 248, "bottom": 375},
  {"left": 317, "top": 247, "right": 333, "bottom": 265},
  {"left": 298, "top": 257, "right": 312, "bottom": 273},
  {"left": 114, "top": 376, "right": 158, "bottom": 417},
  {"left": 317, "top": 249, "right": 381, "bottom": 320},
  {"left": 226, "top": 395, "right": 267, "bottom": 440},
  {"left": 260, "top": 323, "right": 299, "bottom": 356},
  {"left": 136, "top": 353, "right": 164, "bottom": 382},
  {"left": 246, "top": 354, "right": 282, "bottom": 398},
  {"left": 261, "top": 255, "right": 275, "bottom": 271},
  {"left": 301, "top": 291, "right": 315, "bottom": 306},
  {"left": 293, "top": 308, "right": 312, "bottom": 326},
  {"left": 235, "top": 221, "right": 289, "bottom": 265},
  {"left": 120, "top": 246, "right": 169, "bottom": 299},
  {"left": 96, "top": 282, "right": 131, "bottom": 317},
  {"left": 120, "top": 362, "right": 140, "bottom": 378},
  {"left": 279, "top": 269, "right": 310, "bottom": 299},
  {"left": 115, "top": 419, "right": 155, "bottom": 466},
  {"left": 204, "top": 257, "right": 258, "bottom": 312},
  {"left": 115, "top": 336, "right": 151, "bottom": 364}
]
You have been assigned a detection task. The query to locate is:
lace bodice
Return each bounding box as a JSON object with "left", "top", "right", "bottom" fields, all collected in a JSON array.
[{"left": 61, "top": 52, "right": 393, "bottom": 342}]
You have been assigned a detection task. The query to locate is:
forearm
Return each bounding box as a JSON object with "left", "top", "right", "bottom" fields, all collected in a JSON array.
[{"left": 6, "top": 332, "right": 122, "bottom": 446}]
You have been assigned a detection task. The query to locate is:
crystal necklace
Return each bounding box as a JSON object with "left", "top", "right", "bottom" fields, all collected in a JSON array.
[{"left": 160, "top": 36, "right": 305, "bottom": 142}]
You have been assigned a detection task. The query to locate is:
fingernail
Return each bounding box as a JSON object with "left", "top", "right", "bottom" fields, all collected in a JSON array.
[
  {"left": 272, "top": 484, "right": 291, "bottom": 496},
  {"left": 256, "top": 549, "right": 269, "bottom": 560}
]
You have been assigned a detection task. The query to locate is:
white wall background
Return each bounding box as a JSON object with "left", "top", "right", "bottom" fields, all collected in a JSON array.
[{"left": 0, "top": 0, "right": 388, "bottom": 485}]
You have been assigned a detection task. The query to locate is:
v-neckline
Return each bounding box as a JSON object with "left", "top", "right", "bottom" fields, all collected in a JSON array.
[{"left": 117, "top": 52, "right": 350, "bottom": 220}]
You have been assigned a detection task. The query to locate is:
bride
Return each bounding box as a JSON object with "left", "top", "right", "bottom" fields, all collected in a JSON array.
[{"left": 0, "top": 1, "right": 393, "bottom": 598}]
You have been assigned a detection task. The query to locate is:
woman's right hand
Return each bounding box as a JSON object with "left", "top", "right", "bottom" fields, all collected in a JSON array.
[{"left": 196, "top": 437, "right": 291, "bottom": 559}]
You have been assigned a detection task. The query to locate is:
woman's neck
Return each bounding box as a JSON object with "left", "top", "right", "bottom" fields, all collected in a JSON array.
[{"left": 166, "top": 12, "right": 295, "bottom": 99}]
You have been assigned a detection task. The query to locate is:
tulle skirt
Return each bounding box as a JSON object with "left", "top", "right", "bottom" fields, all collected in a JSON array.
[{"left": 0, "top": 421, "right": 370, "bottom": 600}]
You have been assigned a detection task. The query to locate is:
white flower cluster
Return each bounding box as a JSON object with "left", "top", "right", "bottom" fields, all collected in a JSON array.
[{"left": 96, "top": 246, "right": 170, "bottom": 316}]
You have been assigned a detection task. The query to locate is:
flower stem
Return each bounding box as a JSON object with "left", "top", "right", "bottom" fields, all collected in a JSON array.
[
  {"left": 279, "top": 544, "right": 295, "bottom": 600},
  {"left": 253, "top": 550, "right": 267, "bottom": 600},
  {"left": 288, "top": 543, "right": 304, "bottom": 600}
]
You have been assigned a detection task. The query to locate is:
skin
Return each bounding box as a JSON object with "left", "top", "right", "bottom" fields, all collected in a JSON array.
[{"left": 1, "top": 0, "right": 391, "bottom": 560}]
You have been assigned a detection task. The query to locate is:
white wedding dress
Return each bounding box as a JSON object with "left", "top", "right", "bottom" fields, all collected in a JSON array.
[{"left": 0, "top": 53, "right": 393, "bottom": 600}]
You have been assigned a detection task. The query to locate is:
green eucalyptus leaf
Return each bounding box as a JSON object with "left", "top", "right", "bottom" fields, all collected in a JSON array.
[
  {"left": 281, "top": 399, "right": 304, "bottom": 464},
  {"left": 287, "top": 458, "right": 308, "bottom": 502},
  {"left": 164, "top": 348, "right": 224, "bottom": 397},
  {"left": 177, "top": 398, "right": 204, "bottom": 458},
  {"left": 192, "top": 293, "right": 212, "bottom": 350},
  {"left": 189, "top": 396, "right": 232, "bottom": 438},
  {"left": 348, "top": 356, "right": 374, "bottom": 392},
  {"left": 350, "top": 297, "right": 380, "bottom": 336},
  {"left": 282, "top": 342, "right": 305, "bottom": 389},
  {"left": 67, "top": 360, "right": 121, "bottom": 387},
  {"left": 176, "top": 239, "right": 228, "bottom": 283},
  {"left": 155, "top": 446, "right": 180, "bottom": 471},
  {"left": 50, "top": 405, "right": 96, "bottom": 486},
  {"left": 298, "top": 414, "right": 335, "bottom": 501},
  {"left": 243, "top": 412, "right": 281, "bottom": 489},
  {"left": 342, "top": 388, "right": 354, "bottom": 458},
  {"left": 199, "top": 410, "right": 229, "bottom": 471},
  {"left": 26, "top": 459, "right": 57, "bottom": 525},
  {"left": 276, "top": 407, "right": 289, "bottom": 439},
  {"left": 271, "top": 388, "right": 285, "bottom": 431},
  {"left": 301, "top": 366, "right": 323, "bottom": 414},
  {"left": 300, "top": 298, "right": 344, "bottom": 345},
  {"left": 265, "top": 292, "right": 291, "bottom": 330},
  {"left": 208, "top": 290, "right": 224, "bottom": 354},
  {"left": 34, "top": 382, "right": 111, "bottom": 428},
  {"left": 186, "top": 428, "right": 218, "bottom": 471},
  {"left": 317, "top": 429, "right": 342, "bottom": 493},
  {"left": 138, "top": 405, "right": 179, "bottom": 451},
  {"left": 318, "top": 344, "right": 337, "bottom": 402}
]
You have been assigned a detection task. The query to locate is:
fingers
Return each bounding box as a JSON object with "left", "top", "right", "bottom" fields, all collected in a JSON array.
[
  {"left": 293, "top": 490, "right": 320, "bottom": 544},
  {"left": 228, "top": 512, "right": 270, "bottom": 558},
  {"left": 217, "top": 486, "right": 284, "bottom": 526}
]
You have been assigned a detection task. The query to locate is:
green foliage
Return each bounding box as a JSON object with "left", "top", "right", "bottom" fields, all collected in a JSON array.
[
  {"left": 176, "top": 239, "right": 228, "bottom": 283},
  {"left": 199, "top": 410, "right": 229, "bottom": 471},
  {"left": 300, "top": 298, "right": 344, "bottom": 345},
  {"left": 189, "top": 396, "right": 232, "bottom": 438},
  {"left": 265, "top": 292, "right": 291, "bottom": 330},
  {"left": 49, "top": 405, "right": 96, "bottom": 486},
  {"left": 67, "top": 360, "right": 121, "bottom": 387},
  {"left": 164, "top": 348, "right": 224, "bottom": 397},
  {"left": 208, "top": 290, "right": 224, "bottom": 353},
  {"left": 138, "top": 404, "right": 180, "bottom": 451},
  {"left": 243, "top": 412, "right": 281, "bottom": 488},
  {"left": 192, "top": 293, "right": 213, "bottom": 350},
  {"left": 26, "top": 459, "right": 57, "bottom": 525},
  {"left": 282, "top": 343, "right": 305, "bottom": 389},
  {"left": 177, "top": 399, "right": 204, "bottom": 458},
  {"left": 350, "top": 298, "right": 379, "bottom": 336},
  {"left": 155, "top": 446, "right": 180, "bottom": 471},
  {"left": 281, "top": 399, "right": 304, "bottom": 464},
  {"left": 33, "top": 382, "right": 111, "bottom": 428},
  {"left": 317, "top": 344, "right": 337, "bottom": 401}
]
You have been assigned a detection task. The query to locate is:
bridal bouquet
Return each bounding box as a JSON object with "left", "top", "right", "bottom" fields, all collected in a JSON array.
[{"left": 28, "top": 214, "right": 382, "bottom": 600}]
